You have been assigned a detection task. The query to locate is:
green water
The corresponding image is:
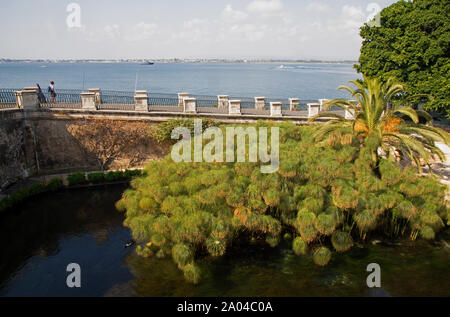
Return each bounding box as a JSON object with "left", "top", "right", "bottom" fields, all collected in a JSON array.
[{"left": 0, "top": 185, "right": 449, "bottom": 297}]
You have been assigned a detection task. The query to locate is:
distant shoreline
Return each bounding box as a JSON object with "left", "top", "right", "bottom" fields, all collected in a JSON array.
[{"left": 0, "top": 59, "right": 358, "bottom": 65}]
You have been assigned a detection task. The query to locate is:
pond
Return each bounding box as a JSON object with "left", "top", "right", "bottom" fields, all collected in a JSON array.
[{"left": 0, "top": 185, "right": 449, "bottom": 297}]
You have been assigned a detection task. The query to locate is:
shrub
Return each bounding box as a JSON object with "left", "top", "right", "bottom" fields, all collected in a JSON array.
[
  {"left": 46, "top": 178, "right": 63, "bottom": 191},
  {"left": 118, "top": 122, "right": 449, "bottom": 283},
  {"left": 105, "top": 171, "right": 125, "bottom": 182},
  {"left": 87, "top": 172, "right": 105, "bottom": 184},
  {"left": 313, "top": 247, "right": 332, "bottom": 266},
  {"left": 67, "top": 172, "right": 86, "bottom": 186},
  {"left": 292, "top": 237, "right": 307, "bottom": 255},
  {"left": 183, "top": 263, "right": 201, "bottom": 284},
  {"left": 331, "top": 231, "right": 353, "bottom": 252}
]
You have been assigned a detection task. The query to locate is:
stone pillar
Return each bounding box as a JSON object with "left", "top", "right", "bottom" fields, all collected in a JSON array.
[
  {"left": 289, "top": 98, "right": 300, "bottom": 110},
  {"left": 19, "top": 87, "right": 39, "bottom": 110},
  {"left": 178, "top": 92, "right": 189, "bottom": 107},
  {"left": 228, "top": 100, "right": 241, "bottom": 115},
  {"left": 184, "top": 98, "right": 197, "bottom": 113},
  {"left": 307, "top": 103, "right": 320, "bottom": 118},
  {"left": 345, "top": 100, "right": 357, "bottom": 120},
  {"left": 88, "top": 88, "right": 101, "bottom": 106},
  {"left": 254, "top": 97, "right": 266, "bottom": 110},
  {"left": 81, "top": 92, "right": 97, "bottom": 110},
  {"left": 318, "top": 99, "right": 329, "bottom": 111},
  {"left": 14, "top": 91, "right": 23, "bottom": 108},
  {"left": 270, "top": 102, "right": 282, "bottom": 117},
  {"left": 217, "top": 95, "right": 229, "bottom": 109},
  {"left": 134, "top": 90, "right": 148, "bottom": 111}
]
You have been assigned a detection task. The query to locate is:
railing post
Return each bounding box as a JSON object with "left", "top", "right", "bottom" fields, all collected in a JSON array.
[
  {"left": 307, "top": 103, "right": 320, "bottom": 118},
  {"left": 270, "top": 102, "right": 282, "bottom": 117},
  {"left": 134, "top": 90, "right": 148, "bottom": 111},
  {"left": 228, "top": 100, "right": 241, "bottom": 115},
  {"left": 81, "top": 92, "right": 97, "bottom": 110},
  {"left": 217, "top": 95, "right": 229, "bottom": 109},
  {"left": 289, "top": 98, "right": 299, "bottom": 111},
  {"left": 178, "top": 92, "right": 189, "bottom": 107},
  {"left": 18, "top": 87, "right": 39, "bottom": 110},
  {"left": 184, "top": 97, "right": 197, "bottom": 113},
  {"left": 254, "top": 96, "right": 266, "bottom": 110},
  {"left": 14, "top": 91, "right": 23, "bottom": 108},
  {"left": 318, "top": 99, "right": 329, "bottom": 111},
  {"left": 88, "top": 88, "right": 101, "bottom": 106}
]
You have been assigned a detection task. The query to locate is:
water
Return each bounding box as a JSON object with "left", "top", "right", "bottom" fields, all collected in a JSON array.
[
  {"left": 0, "top": 185, "right": 449, "bottom": 297},
  {"left": 0, "top": 62, "right": 360, "bottom": 99}
]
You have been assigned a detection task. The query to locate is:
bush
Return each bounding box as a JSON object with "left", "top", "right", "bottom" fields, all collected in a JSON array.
[
  {"left": 105, "top": 171, "right": 125, "bottom": 182},
  {"left": 118, "top": 122, "right": 449, "bottom": 283},
  {"left": 151, "top": 118, "right": 220, "bottom": 143},
  {"left": 183, "top": 263, "right": 201, "bottom": 284},
  {"left": 46, "top": 178, "right": 63, "bottom": 192},
  {"left": 87, "top": 172, "right": 105, "bottom": 184},
  {"left": 292, "top": 237, "right": 307, "bottom": 255},
  {"left": 67, "top": 172, "right": 86, "bottom": 186},
  {"left": 313, "top": 247, "right": 332, "bottom": 266}
]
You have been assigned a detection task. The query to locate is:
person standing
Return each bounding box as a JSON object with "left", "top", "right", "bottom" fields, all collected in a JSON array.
[
  {"left": 36, "top": 83, "right": 47, "bottom": 103},
  {"left": 48, "top": 81, "right": 56, "bottom": 103}
]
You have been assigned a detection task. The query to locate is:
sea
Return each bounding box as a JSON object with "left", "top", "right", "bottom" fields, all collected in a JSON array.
[{"left": 0, "top": 62, "right": 360, "bottom": 100}]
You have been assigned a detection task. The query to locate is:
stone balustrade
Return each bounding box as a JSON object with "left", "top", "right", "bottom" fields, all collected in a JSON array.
[
  {"left": 217, "top": 95, "right": 229, "bottom": 109},
  {"left": 81, "top": 92, "right": 97, "bottom": 110},
  {"left": 134, "top": 90, "right": 148, "bottom": 111},
  {"left": 289, "top": 98, "right": 299, "bottom": 110},
  {"left": 184, "top": 97, "right": 197, "bottom": 113},
  {"left": 178, "top": 93, "right": 189, "bottom": 107},
  {"left": 254, "top": 97, "right": 266, "bottom": 110},
  {"left": 4, "top": 87, "right": 351, "bottom": 120},
  {"left": 270, "top": 102, "right": 282, "bottom": 117},
  {"left": 88, "top": 88, "right": 101, "bottom": 106},
  {"left": 307, "top": 103, "right": 320, "bottom": 118},
  {"left": 229, "top": 100, "right": 241, "bottom": 115}
]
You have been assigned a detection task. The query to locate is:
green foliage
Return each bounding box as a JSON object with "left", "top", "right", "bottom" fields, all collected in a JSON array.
[
  {"left": 120, "top": 122, "right": 449, "bottom": 282},
  {"left": 46, "top": 178, "right": 63, "bottom": 192},
  {"left": 331, "top": 231, "right": 353, "bottom": 252},
  {"left": 356, "top": 0, "right": 450, "bottom": 116},
  {"left": 87, "top": 172, "right": 105, "bottom": 184},
  {"left": 183, "top": 263, "right": 201, "bottom": 284},
  {"left": 172, "top": 243, "right": 194, "bottom": 267},
  {"left": 309, "top": 77, "right": 449, "bottom": 171},
  {"left": 105, "top": 171, "right": 125, "bottom": 182},
  {"left": 67, "top": 172, "right": 86, "bottom": 186},
  {"left": 292, "top": 237, "right": 308, "bottom": 255},
  {"left": 151, "top": 118, "right": 220, "bottom": 143},
  {"left": 313, "top": 247, "right": 332, "bottom": 266}
]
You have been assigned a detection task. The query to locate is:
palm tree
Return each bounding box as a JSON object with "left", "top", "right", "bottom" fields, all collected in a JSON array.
[{"left": 308, "top": 77, "right": 449, "bottom": 172}]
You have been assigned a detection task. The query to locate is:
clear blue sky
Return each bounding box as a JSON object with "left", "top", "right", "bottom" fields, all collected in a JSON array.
[{"left": 0, "top": 0, "right": 398, "bottom": 60}]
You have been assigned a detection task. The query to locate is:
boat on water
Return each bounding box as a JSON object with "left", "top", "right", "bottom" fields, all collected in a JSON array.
[{"left": 140, "top": 62, "right": 154, "bottom": 65}]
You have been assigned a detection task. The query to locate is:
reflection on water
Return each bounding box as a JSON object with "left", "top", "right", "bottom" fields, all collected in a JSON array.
[{"left": 0, "top": 185, "right": 449, "bottom": 297}]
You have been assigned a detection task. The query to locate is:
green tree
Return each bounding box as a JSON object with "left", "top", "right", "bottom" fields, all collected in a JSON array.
[
  {"left": 309, "top": 77, "right": 449, "bottom": 171},
  {"left": 355, "top": 0, "right": 449, "bottom": 117}
]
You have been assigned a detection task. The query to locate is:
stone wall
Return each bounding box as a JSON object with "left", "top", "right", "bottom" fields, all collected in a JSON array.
[{"left": 0, "top": 115, "right": 170, "bottom": 187}]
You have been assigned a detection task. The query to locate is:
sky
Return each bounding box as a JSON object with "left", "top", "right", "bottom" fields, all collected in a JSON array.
[{"left": 0, "top": 0, "right": 398, "bottom": 60}]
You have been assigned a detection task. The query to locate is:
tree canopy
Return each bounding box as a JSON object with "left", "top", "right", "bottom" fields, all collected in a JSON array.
[{"left": 355, "top": 0, "right": 449, "bottom": 117}]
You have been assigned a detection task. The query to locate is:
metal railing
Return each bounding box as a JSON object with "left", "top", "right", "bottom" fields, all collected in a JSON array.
[
  {"left": 0, "top": 88, "right": 18, "bottom": 109},
  {"left": 148, "top": 93, "right": 179, "bottom": 107},
  {"left": 0, "top": 87, "right": 346, "bottom": 118},
  {"left": 39, "top": 89, "right": 82, "bottom": 108},
  {"left": 100, "top": 90, "right": 135, "bottom": 105}
]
